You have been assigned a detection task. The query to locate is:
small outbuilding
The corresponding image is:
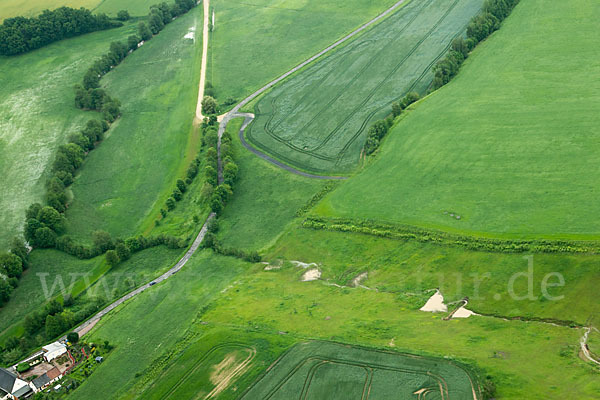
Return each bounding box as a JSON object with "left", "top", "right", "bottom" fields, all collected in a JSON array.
[
  {"left": 42, "top": 342, "right": 67, "bottom": 363},
  {"left": 95, "top": 356, "right": 104, "bottom": 363}
]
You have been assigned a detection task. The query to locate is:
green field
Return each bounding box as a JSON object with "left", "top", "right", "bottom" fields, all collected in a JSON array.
[
  {"left": 208, "top": 0, "right": 398, "bottom": 107},
  {"left": 246, "top": 0, "right": 483, "bottom": 173},
  {"left": 203, "top": 230, "right": 600, "bottom": 398},
  {"left": 0, "top": 0, "right": 163, "bottom": 21},
  {"left": 216, "top": 118, "right": 325, "bottom": 250},
  {"left": 0, "top": 0, "right": 99, "bottom": 20},
  {"left": 0, "top": 22, "right": 137, "bottom": 249},
  {"left": 93, "top": 0, "right": 166, "bottom": 17},
  {"left": 241, "top": 341, "right": 479, "bottom": 399},
  {"left": 65, "top": 251, "right": 249, "bottom": 400},
  {"left": 316, "top": 0, "right": 600, "bottom": 237},
  {"left": 64, "top": 6, "right": 202, "bottom": 242}
]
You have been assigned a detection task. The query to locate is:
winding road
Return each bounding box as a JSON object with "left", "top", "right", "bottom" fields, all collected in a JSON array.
[{"left": 66, "top": 0, "right": 411, "bottom": 341}]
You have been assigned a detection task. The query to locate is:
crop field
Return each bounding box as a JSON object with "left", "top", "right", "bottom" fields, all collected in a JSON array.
[
  {"left": 0, "top": 0, "right": 99, "bottom": 20},
  {"left": 143, "top": 343, "right": 255, "bottom": 399},
  {"left": 0, "top": 22, "right": 136, "bottom": 249},
  {"left": 64, "top": 6, "right": 202, "bottom": 242},
  {"left": 316, "top": 0, "right": 600, "bottom": 236},
  {"left": 66, "top": 251, "right": 249, "bottom": 400},
  {"left": 94, "top": 0, "right": 168, "bottom": 17},
  {"left": 0, "top": 0, "right": 163, "bottom": 21},
  {"left": 241, "top": 341, "right": 479, "bottom": 399},
  {"left": 245, "top": 0, "right": 484, "bottom": 173},
  {"left": 208, "top": 0, "right": 397, "bottom": 108}
]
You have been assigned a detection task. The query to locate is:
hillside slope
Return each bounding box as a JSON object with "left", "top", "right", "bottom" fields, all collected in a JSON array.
[{"left": 317, "top": 0, "right": 600, "bottom": 238}]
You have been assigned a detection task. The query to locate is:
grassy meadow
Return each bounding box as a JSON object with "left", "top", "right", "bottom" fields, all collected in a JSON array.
[
  {"left": 202, "top": 246, "right": 600, "bottom": 399},
  {"left": 216, "top": 118, "right": 325, "bottom": 251},
  {"left": 247, "top": 0, "right": 483, "bottom": 173},
  {"left": 0, "top": 0, "right": 99, "bottom": 20},
  {"left": 65, "top": 251, "right": 249, "bottom": 400},
  {"left": 208, "top": 0, "right": 398, "bottom": 107},
  {"left": 64, "top": 6, "right": 202, "bottom": 242},
  {"left": 0, "top": 21, "right": 138, "bottom": 249},
  {"left": 94, "top": 0, "right": 166, "bottom": 17},
  {"left": 316, "top": 0, "right": 600, "bottom": 237},
  {"left": 0, "top": 0, "right": 164, "bottom": 21}
]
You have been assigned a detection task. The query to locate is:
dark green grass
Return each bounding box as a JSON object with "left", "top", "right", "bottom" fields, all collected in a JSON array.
[
  {"left": 242, "top": 341, "right": 479, "bottom": 399},
  {"left": 247, "top": 0, "right": 483, "bottom": 173},
  {"left": 316, "top": 0, "right": 600, "bottom": 237},
  {"left": 216, "top": 117, "right": 324, "bottom": 251},
  {"left": 65, "top": 251, "right": 248, "bottom": 400},
  {"left": 0, "top": 22, "right": 136, "bottom": 249},
  {"left": 64, "top": 6, "right": 202, "bottom": 243},
  {"left": 208, "top": 0, "right": 398, "bottom": 107}
]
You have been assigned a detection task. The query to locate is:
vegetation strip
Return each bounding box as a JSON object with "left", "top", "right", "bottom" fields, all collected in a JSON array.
[{"left": 302, "top": 216, "right": 600, "bottom": 254}]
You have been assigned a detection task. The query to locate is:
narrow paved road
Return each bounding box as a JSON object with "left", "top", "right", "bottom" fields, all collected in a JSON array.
[
  {"left": 72, "top": 213, "right": 215, "bottom": 337},
  {"left": 217, "top": 0, "right": 410, "bottom": 179},
  {"left": 58, "top": 0, "right": 407, "bottom": 342}
]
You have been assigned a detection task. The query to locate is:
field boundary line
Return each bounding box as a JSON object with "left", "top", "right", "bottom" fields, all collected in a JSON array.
[{"left": 217, "top": 0, "right": 412, "bottom": 179}]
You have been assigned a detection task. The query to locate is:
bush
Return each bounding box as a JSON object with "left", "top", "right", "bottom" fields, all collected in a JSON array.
[
  {"left": 201, "top": 96, "right": 218, "bottom": 115},
  {"left": 105, "top": 250, "right": 120, "bottom": 266},
  {"left": 67, "top": 332, "right": 79, "bottom": 344},
  {"left": 16, "top": 362, "right": 31, "bottom": 373},
  {"left": 117, "top": 10, "right": 130, "bottom": 21}
]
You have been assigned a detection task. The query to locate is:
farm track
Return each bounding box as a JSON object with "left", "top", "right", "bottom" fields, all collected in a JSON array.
[
  {"left": 259, "top": 0, "right": 433, "bottom": 162},
  {"left": 217, "top": 0, "right": 412, "bottom": 179}
]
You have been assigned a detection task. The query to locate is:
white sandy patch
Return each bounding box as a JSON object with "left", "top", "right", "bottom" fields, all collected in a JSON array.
[
  {"left": 291, "top": 260, "right": 318, "bottom": 269},
  {"left": 452, "top": 306, "right": 477, "bottom": 318},
  {"left": 419, "top": 290, "right": 447, "bottom": 313},
  {"left": 352, "top": 272, "right": 368, "bottom": 287},
  {"left": 184, "top": 26, "right": 195, "bottom": 41},
  {"left": 302, "top": 268, "right": 321, "bottom": 281}
]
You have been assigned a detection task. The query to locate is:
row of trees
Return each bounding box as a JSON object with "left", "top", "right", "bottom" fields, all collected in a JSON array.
[
  {"left": 364, "top": 92, "right": 419, "bottom": 155},
  {"left": 202, "top": 219, "right": 261, "bottom": 262},
  {"left": 0, "top": 7, "right": 122, "bottom": 56},
  {"left": 0, "top": 238, "right": 29, "bottom": 306},
  {"left": 433, "top": 0, "right": 520, "bottom": 90}
]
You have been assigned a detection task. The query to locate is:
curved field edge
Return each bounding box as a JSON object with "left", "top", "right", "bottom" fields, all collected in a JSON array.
[
  {"left": 315, "top": 0, "right": 600, "bottom": 238},
  {"left": 240, "top": 340, "right": 481, "bottom": 399},
  {"left": 244, "top": 0, "right": 484, "bottom": 174}
]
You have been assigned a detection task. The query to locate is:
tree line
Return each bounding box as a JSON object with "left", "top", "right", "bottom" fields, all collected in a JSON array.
[
  {"left": 0, "top": 1, "right": 199, "bottom": 362},
  {"left": 364, "top": 0, "right": 520, "bottom": 156},
  {"left": 74, "top": 0, "right": 197, "bottom": 112},
  {"left": 0, "top": 7, "right": 122, "bottom": 56},
  {"left": 432, "top": 0, "right": 520, "bottom": 90},
  {"left": 364, "top": 92, "right": 419, "bottom": 155}
]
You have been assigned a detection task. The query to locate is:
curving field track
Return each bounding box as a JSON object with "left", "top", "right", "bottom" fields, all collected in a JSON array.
[{"left": 245, "top": 0, "right": 484, "bottom": 173}]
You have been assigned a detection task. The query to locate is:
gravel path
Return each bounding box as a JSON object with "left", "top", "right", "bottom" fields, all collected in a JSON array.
[
  {"left": 216, "top": 0, "right": 410, "bottom": 179},
  {"left": 195, "top": 0, "right": 210, "bottom": 121}
]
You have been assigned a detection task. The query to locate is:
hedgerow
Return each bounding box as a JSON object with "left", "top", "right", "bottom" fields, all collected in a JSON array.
[{"left": 302, "top": 216, "right": 600, "bottom": 254}]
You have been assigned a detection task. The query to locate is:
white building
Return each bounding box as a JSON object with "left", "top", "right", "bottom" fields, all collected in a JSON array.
[
  {"left": 42, "top": 342, "right": 67, "bottom": 363},
  {"left": 0, "top": 368, "right": 32, "bottom": 399}
]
